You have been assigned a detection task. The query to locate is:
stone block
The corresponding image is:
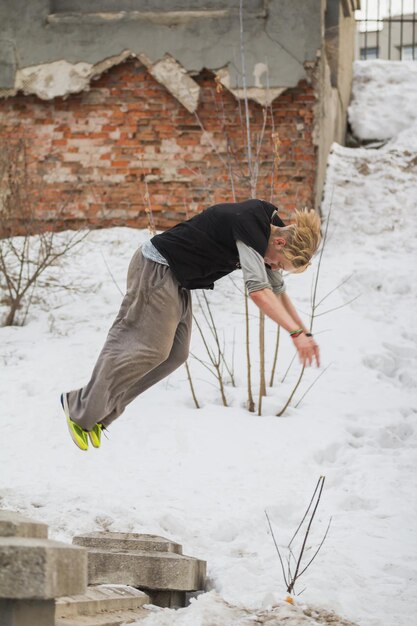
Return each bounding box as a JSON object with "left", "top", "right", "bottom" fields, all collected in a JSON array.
[
  {"left": 86, "top": 549, "right": 205, "bottom": 592},
  {"left": 73, "top": 532, "right": 206, "bottom": 599},
  {"left": 73, "top": 532, "right": 182, "bottom": 554},
  {"left": 0, "top": 537, "right": 87, "bottom": 600},
  {"left": 55, "top": 608, "right": 150, "bottom": 626},
  {"left": 0, "top": 599, "right": 55, "bottom": 626},
  {"left": 56, "top": 584, "right": 150, "bottom": 618},
  {"left": 0, "top": 510, "right": 48, "bottom": 539}
]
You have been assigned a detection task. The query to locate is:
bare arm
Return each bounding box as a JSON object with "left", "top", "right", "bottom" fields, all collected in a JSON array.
[
  {"left": 278, "top": 291, "right": 308, "bottom": 332},
  {"left": 250, "top": 288, "right": 299, "bottom": 332},
  {"left": 250, "top": 288, "right": 320, "bottom": 367}
]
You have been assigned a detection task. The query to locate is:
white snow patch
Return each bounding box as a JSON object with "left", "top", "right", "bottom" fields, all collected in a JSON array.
[
  {"left": 348, "top": 60, "right": 417, "bottom": 141},
  {"left": 130, "top": 591, "right": 357, "bottom": 625}
]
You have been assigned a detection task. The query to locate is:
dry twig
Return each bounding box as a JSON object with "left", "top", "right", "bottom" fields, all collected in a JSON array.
[{"left": 265, "top": 476, "right": 331, "bottom": 595}]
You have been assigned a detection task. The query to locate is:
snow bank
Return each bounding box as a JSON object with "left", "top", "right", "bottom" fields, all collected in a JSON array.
[
  {"left": 132, "top": 591, "right": 358, "bottom": 625},
  {"left": 348, "top": 60, "right": 417, "bottom": 141}
]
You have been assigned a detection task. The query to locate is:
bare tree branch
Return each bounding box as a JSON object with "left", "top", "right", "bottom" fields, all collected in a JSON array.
[
  {"left": 185, "top": 361, "right": 200, "bottom": 409},
  {"left": 265, "top": 510, "right": 288, "bottom": 588},
  {"left": 286, "top": 476, "right": 326, "bottom": 594}
]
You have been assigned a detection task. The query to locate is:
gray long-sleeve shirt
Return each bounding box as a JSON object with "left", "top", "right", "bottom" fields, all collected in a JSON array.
[
  {"left": 236, "top": 240, "right": 286, "bottom": 295},
  {"left": 142, "top": 239, "right": 285, "bottom": 295}
]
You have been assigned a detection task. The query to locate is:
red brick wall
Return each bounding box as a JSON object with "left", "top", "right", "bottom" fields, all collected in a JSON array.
[{"left": 0, "top": 58, "right": 317, "bottom": 235}]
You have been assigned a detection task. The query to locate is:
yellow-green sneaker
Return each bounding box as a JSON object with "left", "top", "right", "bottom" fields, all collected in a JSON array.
[
  {"left": 60, "top": 393, "right": 88, "bottom": 451},
  {"left": 88, "top": 423, "right": 103, "bottom": 449}
]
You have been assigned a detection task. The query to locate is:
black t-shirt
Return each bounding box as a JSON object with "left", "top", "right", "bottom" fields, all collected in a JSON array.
[{"left": 151, "top": 199, "right": 285, "bottom": 290}]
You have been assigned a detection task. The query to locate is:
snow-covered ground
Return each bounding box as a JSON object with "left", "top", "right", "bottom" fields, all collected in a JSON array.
[{"left": 1, "top": 63, "right": 417, "bottom": 626}]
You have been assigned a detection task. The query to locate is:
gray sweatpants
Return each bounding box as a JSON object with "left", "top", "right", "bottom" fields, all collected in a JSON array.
[{"left": 66, "top": 248, "right": 192, "bottom": 430}]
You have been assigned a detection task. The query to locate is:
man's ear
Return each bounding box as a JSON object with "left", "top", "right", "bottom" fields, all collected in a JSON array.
[{"left": 274, "top": 236, "right": 287, "bottom": 248}]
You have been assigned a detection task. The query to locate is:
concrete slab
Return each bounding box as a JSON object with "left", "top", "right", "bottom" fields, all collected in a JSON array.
[
  {"left": 56, "top": 585, "right": 150, "bottom": 618},
  {"left": 55, "top": 607, "right": 150, "bottom": 626},
  {"left": 85, "top": 548, "right": 206, "bottom": 592},
  {"left": 0, "top": 599, "right": 55, "bottom": 626},
  {"left": 0, "top": 538, "right": 87, "bottom": 599},
  {"left": 73, "top": 532, "right": 182, "bottom": 554},
  {"left": 0, "top": 510, "right": 48, "bottom": 539}
]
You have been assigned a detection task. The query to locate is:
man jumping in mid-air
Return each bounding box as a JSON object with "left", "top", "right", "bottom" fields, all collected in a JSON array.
[{"left": 61, "top": 198, "right": 321, "bottom": 450}]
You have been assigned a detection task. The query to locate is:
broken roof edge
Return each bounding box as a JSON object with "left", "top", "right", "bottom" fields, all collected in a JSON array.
[{"left": 0, "top": 52, "right": 303, "bottom": 110}]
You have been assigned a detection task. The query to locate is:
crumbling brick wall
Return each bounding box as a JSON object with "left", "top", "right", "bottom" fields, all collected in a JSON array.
[{"left": 0, "top": 57, "right": 317, "bottom": 235}]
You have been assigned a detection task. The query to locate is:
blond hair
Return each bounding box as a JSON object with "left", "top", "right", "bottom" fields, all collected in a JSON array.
[{"left": 271, "top": 209, "right": 321, "bottom": 272}]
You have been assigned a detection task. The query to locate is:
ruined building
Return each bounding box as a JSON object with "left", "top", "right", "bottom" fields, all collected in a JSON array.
[{"left": 0, "top": 0, "right": 359, "bottom": 232}]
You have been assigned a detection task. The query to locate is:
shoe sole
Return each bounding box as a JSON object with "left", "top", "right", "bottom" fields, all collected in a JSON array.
[
  {"left": 88, "top": 429, "right": 101, "bottom": 448},
  {"left": 61, "top": 393, "right": 88, "bottom": 451}
]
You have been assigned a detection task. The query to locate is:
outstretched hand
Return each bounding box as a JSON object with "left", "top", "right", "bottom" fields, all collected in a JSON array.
[{"left": 292, "top": 333, "right": 320, "bottom": 368}]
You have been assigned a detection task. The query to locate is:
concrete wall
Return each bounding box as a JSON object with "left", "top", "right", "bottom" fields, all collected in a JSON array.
[
  {"left": 0, "top": 0, "right": 322, "bottom": 99},
  {"left": 314, "top": 0, "right": 358, "bottom": 208}
]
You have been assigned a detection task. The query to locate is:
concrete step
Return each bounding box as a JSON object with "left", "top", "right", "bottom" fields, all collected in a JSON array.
[
  {"left": 55, "top": 607, "right": 150, "bottom": 626},
  {"left": 55, "top": 584, "right": 151, "bottom": 625},
  {"left": 73, "top": 532, "right": 182, "bottom": 555},
  {"left": 84, "top": 547, "right": 205, "bottom": 592},
  {"left": 0, "top": 510, "right": 48, "bottom": 539},
  {"left": 72, "top": 532, "right": 206, "bottom": 604},
  {"left": 0, "top": 536, "right": 87, "bottom": 600}
]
